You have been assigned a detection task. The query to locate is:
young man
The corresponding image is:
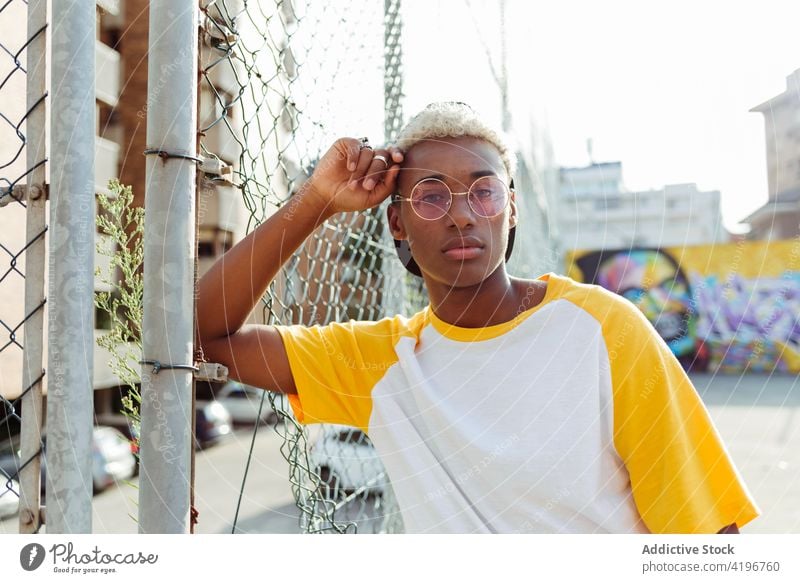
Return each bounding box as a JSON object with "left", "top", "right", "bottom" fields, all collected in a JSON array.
[{"left": 196, "top": 102, "right": 759, "bottom": 534}]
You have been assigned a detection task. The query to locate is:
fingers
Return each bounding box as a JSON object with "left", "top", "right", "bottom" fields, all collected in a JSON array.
[
  {"left": 358, "top": 150, "right": 404, "bottom": 191},
  {"left": 349, "top": 144, "right": 377, "bottom": 189},
  {"left": 341, "top": 138, "right": 405, "bottom": 201},
  {"left": 374, "top": 164, "right": 400, "bottom": 197},
  {"left": 343, "top": 138, "right": 404, "bottom": 174},
  {"left": 363, "top": 163, "right": 402, "bottom": 207},
  {"left": 345, "top": 139, "right": 362, "bottom": 172},
  {"left": 388, "top": 144, "right": 404, "bottom": 164},
  {"left": 364, "top": 145, "right": 404, "bottom": 189},
  {"left": 362, "top": 155, "right": 391, "bottom": 190}
]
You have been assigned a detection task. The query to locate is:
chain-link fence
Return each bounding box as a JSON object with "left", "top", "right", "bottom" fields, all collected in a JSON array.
[
  {"left": 0, "top": 0, "right": 47, "bottom": 533},
  {"left": 198, "top": 0, "right": 422, "bottom": 534},
  {"left": 1, "top": 0, "right": 555, "bottom": 535}
]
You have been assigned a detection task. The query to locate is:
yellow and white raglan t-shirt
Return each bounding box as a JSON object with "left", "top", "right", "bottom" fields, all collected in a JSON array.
[{"left": 274, "top": 272, "right": 760, "bottom": 534}]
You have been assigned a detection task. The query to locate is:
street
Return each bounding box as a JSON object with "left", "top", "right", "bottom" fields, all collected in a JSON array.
[
  {"left": 1, "top": 372, "right": 797, "bottom": 534},
  {"left": 1, "top": 424, "right": 302, "bottom": 534},
  {"left": 93, "top": 423, "right": 304, "bottom": 534},
  {"left": 691, "top": 372, "right": 800, "bottom": 533}
]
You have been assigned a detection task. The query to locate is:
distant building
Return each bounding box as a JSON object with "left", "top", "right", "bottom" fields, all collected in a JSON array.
[
  {"left": 559, "top": 163, "right": 728, "bottom": 251},
  {"left": 0, "top": 0, "right": 257, "bottom": 416},
  {"left": 0, "top": 2, "right": 129, "bottom": 411},
  {"left": 744, "top": 68, "right": 800, "bottom": 240},
  {"left": 560, "top": 161, "right": 624, "bottom": 198}
]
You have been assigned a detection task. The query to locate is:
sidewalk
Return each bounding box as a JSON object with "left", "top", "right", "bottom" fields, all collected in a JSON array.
[{"left": 691, "top": 372, "right": 800, "bottom": 533}]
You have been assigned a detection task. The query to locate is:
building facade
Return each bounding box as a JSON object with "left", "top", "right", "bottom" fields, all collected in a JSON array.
[
  {"left": 744, "top": 68, "right": 800, "bottom": 240},
  {"left": 0, "top": 1, "right": 129, "bottom": 410},
  {"left": 559, "top": 163, "right": 728, "bottom": 251}
]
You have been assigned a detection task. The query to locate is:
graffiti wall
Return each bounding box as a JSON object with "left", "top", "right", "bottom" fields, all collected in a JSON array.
[{"left": 566, "top": 240, "right": 800, "bottom": 374}]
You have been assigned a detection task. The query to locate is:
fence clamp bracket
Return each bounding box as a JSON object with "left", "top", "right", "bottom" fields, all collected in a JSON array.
[
  {"left": 202, "top": 15, "right": 238, "bottom": 47},
  {"left": 194, "top": 362, "right": 229, "bottom": 383},
  {"left": 0, "top": 183, "right": 48, "bottom": 207},
  {"left": 139, "top": 359, "right": 200, "bottom": 375},
  {"left": 199, "top": 154, "right": 234, "bottom": 184}
]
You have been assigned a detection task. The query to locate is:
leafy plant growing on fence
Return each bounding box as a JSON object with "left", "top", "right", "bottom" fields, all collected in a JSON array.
[{"left": 94, "top": 179, "right": 144, "bottom": 451}]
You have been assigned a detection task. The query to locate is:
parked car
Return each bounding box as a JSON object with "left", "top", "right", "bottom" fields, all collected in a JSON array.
[
  {"left": 309, "top": 424, "right": 388, "bottom": 497},
  {"left": 88, "top": 427, "right": 138, "bottom": 492},
  {"left": 194, "top": 400, "right": 232, "bottom": 449},
  {"left": 0, "top": 427, "right": 137, "bottom": 495},
  {"left": 213, "top": 381, "right": 285, "bottom": 425},
  {"left": 0, "top": 479, "right": 20, "bottom": 519},
  {"left": 0, "top": 438, "right": 40, "bottom": 494},
  {"left": 94, "top": 414, "right": 140, "bottom": 458},
  {"left": 0, "top": 441, "right": 22, "bottom": 484}
]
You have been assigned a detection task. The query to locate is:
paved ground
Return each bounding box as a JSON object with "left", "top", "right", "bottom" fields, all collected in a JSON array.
[
  {"left": 0, "top": 424, "right": 302, "bottom": 534},
  {"left": 691, "top": 372, "right": 800, "bottom": 533},
  {"left": 1, "top": 372, "right": 797, "bottom": 533}
]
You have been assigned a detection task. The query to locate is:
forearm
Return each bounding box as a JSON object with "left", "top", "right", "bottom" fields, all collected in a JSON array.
[
  {"left": 196, "top": 184, "right": 334, "bottom": 343},
  {"left": 196, "top": 136, "right": 400, "bottom": 344}
]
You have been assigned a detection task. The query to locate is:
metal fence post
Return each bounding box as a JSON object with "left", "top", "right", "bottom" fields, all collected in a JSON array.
[
  {"left": 46, "top": 0, "right": 96, "bottom": 533},
  {"left": 137, "top": 0, "right": 198, "bottom": 534},
  {"left": 381, "top": 0, "right": 406, "bottom": 317},
  {"left": 17, "top": 0, "right": 47, "bottom": 534}
]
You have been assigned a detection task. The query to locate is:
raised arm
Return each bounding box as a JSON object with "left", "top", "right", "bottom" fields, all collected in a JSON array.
[{"left": 195, "top": 138, "right": 402, "bottom": 394}]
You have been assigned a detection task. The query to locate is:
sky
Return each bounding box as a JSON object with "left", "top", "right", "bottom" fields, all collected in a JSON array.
[{"left": 402, "top": 0, "right": 800, "bottom": 233}]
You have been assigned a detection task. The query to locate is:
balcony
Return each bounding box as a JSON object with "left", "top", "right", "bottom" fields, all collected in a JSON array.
[
  {"left": 95, "top": 40, "right": 120, "bottom": 107},
  {"left": 197, "top": 179, "right": 242, "bottom": 233},
  {"left": 94, "top": 232, "right": 116, "bottom": 293},
  {"left": 202, "top": 119, "right": 242, "bottom": 167},
  {"left": 95, "top": 136, "right": 120, "bottom": 195}
]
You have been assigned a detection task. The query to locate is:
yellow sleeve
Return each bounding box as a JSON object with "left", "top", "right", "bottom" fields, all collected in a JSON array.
[
  {"left": 274, "top": 317, "right": 401, "bottom": 433},
  {"left": 574, "top": 286, "right": 760, "bottom": 534},
  {"left": 599, "top": 290, "right": 760, "bottom": 533}
]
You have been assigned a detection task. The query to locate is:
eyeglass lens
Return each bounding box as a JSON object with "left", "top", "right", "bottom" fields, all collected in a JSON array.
[{"left": 410, "top": 177, "right": 508, "bottom": 220}]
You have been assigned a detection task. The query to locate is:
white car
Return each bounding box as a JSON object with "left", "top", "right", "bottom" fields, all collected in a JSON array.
[
  {"left": 214, "top": 381, "right": 291, "bottom": 425},
  {"left": 0, "top": 427, "right": 137, "bottom": 495},
  {"left": 309, "top": 425, "right": 388, "bottom": 497},
  {"left": 90, "top": 426, "right": 138, "bottom": 492},
  {"left": 0, "top": 479, "right": 20, "bottom": 519}
]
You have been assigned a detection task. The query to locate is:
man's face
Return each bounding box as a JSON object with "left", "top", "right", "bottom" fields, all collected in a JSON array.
[{"left": 387, "top": 136, "right": 516, "bottom": 287}]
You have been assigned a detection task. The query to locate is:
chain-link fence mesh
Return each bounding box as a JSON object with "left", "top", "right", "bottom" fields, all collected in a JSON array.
[
  {"left": 0, "top": 0, "right": 47, "bottom": 533},
  {"left": 1, "top": 0, "right": 556, "bottom": 535},
  {"left": 198, "top": 0, "right": 424, "bottom": 533}
]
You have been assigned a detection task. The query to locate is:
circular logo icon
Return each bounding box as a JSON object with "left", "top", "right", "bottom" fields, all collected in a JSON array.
[{"left": 20, "top": 543, "right": 46, "bottom": 571}]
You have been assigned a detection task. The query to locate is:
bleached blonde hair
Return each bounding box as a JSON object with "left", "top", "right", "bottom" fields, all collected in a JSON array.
[{"left": 394, "top": 101, "right": 516, "bottom": 178}]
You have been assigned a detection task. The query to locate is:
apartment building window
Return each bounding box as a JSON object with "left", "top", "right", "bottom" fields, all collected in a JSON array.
[
  {"left": 595, "top": 196, "right": 621, "bottom": 210},
  {"left": 198, "top": 229, "right": 234, "bottom": 258},
  {"left": 220, "top": 230, "right": 233, "bottom": 253},
  {"left": 198, "top": 241, "right": 215, "bottom": 257}
]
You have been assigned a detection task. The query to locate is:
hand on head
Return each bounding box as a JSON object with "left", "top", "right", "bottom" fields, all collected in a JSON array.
[{"left": 305, "top": 137, "right": 404, "bottom": 214}]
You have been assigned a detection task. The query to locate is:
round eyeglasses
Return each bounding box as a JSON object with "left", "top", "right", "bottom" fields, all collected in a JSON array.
[{"left": 393, "top": 176, "right": 511, "bottom": 221}]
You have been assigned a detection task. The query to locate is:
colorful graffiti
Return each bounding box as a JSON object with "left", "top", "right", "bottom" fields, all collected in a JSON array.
[{"left": 567, "top": 240, "right": 800, "bottom": 374}]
